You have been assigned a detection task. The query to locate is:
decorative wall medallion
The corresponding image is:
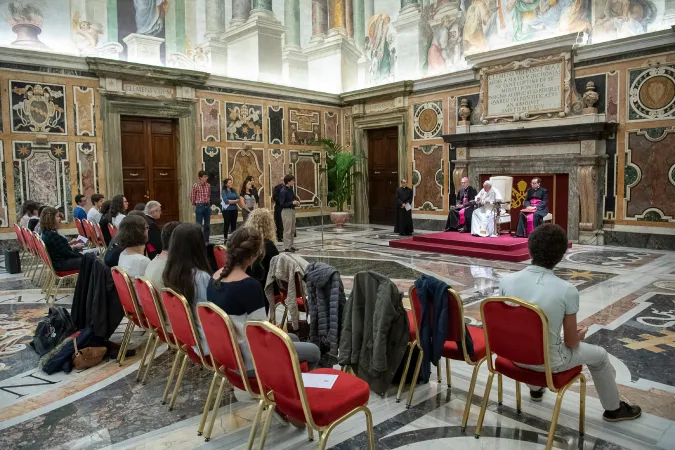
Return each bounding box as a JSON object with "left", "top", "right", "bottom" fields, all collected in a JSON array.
[
  {"left": 200, "top": 99, "right": 221, "bottom": 142},
  {"left": 202, "top": 146, "right": 222, "bottom": 214},
  {"left": 412, "top": 145, "right": 443, "bottom": 209},
  {"left": 0, "top": 141, "right": 8, "bottom": 227},
  {"left": 629, "top": 65, "right": 675, "bottom": 121},
  {"left": 324, "top": 112, "right": 339, "bottom": 143},
  {"left": 225, "top": 102, "right": 263, "bottom": 142},
  {"left": 413, "top": 101, "right": 443, "bottom": 140},
  {"left": 268, "top": 106, "right": 284, "bottom": 144},
  {"left": 289, "top": 109, "right": 320, "bottom": 145},
  {"left": 226, "top": 147, "right": 264, "bottom": 206},
  {"left": 76, "top": 143, "right": 98, "bottom": 207},
  {"left": 10, "top": 81, "right": 66, "bottom": 134},
  {"left": 73, "top": 86, "right": 95, "bottom": 136},
  {"left": 289, "top": 150, "right": 321, "bottom": 207}
]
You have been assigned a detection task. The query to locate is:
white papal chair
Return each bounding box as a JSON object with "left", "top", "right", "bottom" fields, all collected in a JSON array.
[{"left": 489, "top": 176, "right": 513, "bottom": 235}]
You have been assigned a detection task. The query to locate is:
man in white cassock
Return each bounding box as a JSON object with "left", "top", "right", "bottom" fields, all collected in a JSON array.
[{"left": 471, "top": 180, "right": 502, "bottom": 237}]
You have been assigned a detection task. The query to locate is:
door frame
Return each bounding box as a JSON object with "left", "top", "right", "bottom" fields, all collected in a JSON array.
[
  {"left": 101, "top": 94, "right": 197, "bottom": 222},
  {"left": 352, "top": 109, "right": 408, "bottom": 224}
]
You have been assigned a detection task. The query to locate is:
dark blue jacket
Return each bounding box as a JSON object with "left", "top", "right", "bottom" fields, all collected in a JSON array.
[
  {"left": 279, "top": 186, "right": 296, "bottom": 209},
  {"left": 41, "top": 327, "right": 106, "bottom": 374}
]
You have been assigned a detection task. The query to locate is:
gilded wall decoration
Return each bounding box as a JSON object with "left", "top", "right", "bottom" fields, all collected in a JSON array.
[
  {"left": 289, "top": 108, "right": 320, "bottom": 145},
  {"left": 0, "top": 141, "right": 8, "bottom": 227},
  {"left": 226, "top": 147, "right": 264, "bottom": 206},
  {"left": 225, "top": 102, "right": 263, "bottom": 142},
  {"left": 200, "top": 99, "right": 221, "bottom": 142},
  {"left": 202, "top": 146, "right": 223, "bottom": 215},
  {"left": 289, "top": 151, "right": 321, "bottom": 207},
  {"left": 268, "top": 106, "right": 284, "bottom": 144},
  {"left": 628, "top": 65, "right": 675, "bottom": 121},
  {"left": 413, "top": 101, "right": 443, "bottom": 140},
  {"left": 624, "top": 128, "right": 675, "bottom": 222},
  {"left": 10, "top": 81, "right": 67, "bottom": 134},
  {"left": 76, "top": 143, "right": 98, "bottom": 208},
  {"left": 73, "top": 86, "right": 95, "bottom": 136},
  {"left": 324, "top": 111, "right": 339, "bottom": 143},
  {"left": 13, "top": 142, "right": 72, "bottom": 221},
  {"left": 412, "top": 145, "right": 443, "bottom": 210},
  {"left": 268, "top": 149, "right": 286, "bottom": 201}
]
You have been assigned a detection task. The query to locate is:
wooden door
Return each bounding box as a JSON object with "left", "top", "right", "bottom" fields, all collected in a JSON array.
[
  {"left": 368, "top": 127, "right": 398, "bottom": 225},
  {"left": 121, "top": 117, "right": 179, "bottom": 224}
]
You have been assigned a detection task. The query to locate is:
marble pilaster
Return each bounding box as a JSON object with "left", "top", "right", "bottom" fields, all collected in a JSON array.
[
  {"left": 364, "top": 0, "right": 374, "bottom": 23},
  {"left": 285, "top": 0, "right": 301, "bottom": 49},
  {"left": 205, "top": 0, "right": 227, "bottom": 39},
  {"left": 282, "top": 47, "right": 308, "bottom": 88},
  {"left": 311, "top": 0, "right": 329, "bottom": 43},
  {"left": 203, "top": 39, "right": 228, "bottom": 75},
  {"left": 231, "top": 0, "right": 252, "bottom": 27},
  {"left": 123, "top": 34, "right": 164, "bottom": 65},
  {"left": 305, "top": 33, "right": 360, "bottom": 93},
  {"left": 392, "top": 2, "right": 423, "bottom": 81},
  {"left": 353, "top": 0, "right": 365, "bottom": 51},
  {"left": 345, "top": 0, "right": 354, "bottom": 39},
  {"left": 329, "top": 0, "right": 346, "bottom": 33}
]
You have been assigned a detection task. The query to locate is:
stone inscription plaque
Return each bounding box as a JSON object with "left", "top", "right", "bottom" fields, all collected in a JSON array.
[
  {"left": 123, "top": 83, "right": 174, "bottom": 99},
  {"left": 487, "top": 62, "right": 562, "bottom": 117}
]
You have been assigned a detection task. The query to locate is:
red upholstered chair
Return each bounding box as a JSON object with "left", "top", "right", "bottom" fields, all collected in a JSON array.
[
  {"left": 14, "top": 224, "right": 30, "bottom": 269},
  {"left": 245, "top": 321, "right": 375, "bottom": 450},
  {"left": 134, "top": 277, "right": 176, "bottom": 384},
  {"left": 476, "top": 297, "right": 586, "bottom": 449},
  {"left": 111, "top": 267, "right": 148, "bottom": 366},
  {"left": 21, "top": 227, "right": 40, "bottom": 281},
  {"left": 160, "top": 288, "right": 213, "bottom": 417},
  {"left": 83, "top": 220, "right": 107, "bottom": 257},
  {"left": 396, "top": 286, "right": 423, "bottom": 408},
  {"left": 34, "top": 234, "right": 79, "bottom": 303},
  {"left": 274, "top": 272, "right": 307, "bottom": 331},
  {"left": 74, "top": 218, "right": 86, "bottom": 238},
  {"left": 213, "top": 245, "right": 227, "bottom": 269},
  {"left": 108, "top": 223, "right": 119, "bottom": 239}
]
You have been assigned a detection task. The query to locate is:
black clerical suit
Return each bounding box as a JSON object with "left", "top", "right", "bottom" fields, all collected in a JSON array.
[
  {"left": 516, "top": 187, "right": 549, "bottom": 236},
  {"left": 445, "top": 185, "right": 478, "bottom": 231},
  {"left": 394, "top": 187, "right": 414, "bottom": 236},
  {"left": 272, "top": 183, "right": 285, "bottom": 242}
]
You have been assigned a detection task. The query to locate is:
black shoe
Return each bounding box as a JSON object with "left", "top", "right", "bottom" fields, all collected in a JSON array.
[
  {"left": 530, "top": 388, "right": 545, "bottom": 402},
  {"left": 290, "top": 247, "right": 298, "bottom": 252},
  {"left": 514, "top": 234, "right": 525, "bottom": 238},
  {"left": 603, "top": 401, "right": 642, "bottom": 422}
]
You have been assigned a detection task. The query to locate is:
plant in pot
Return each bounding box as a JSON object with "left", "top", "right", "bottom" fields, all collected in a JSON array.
[{"left": 319, "top": 138, "right": 364, "bottom": 230}]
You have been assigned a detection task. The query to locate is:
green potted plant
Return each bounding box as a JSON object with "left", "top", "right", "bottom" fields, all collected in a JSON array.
[{"left": 319, "top": 138, "right": 364, "bottom": 229}]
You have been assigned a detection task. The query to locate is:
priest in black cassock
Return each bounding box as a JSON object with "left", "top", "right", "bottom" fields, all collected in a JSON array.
[
  {"left": 515, "top": 177, "right": 549, "bottom": 237},
  {"left": 445, "top": 176, "right": 478, "bottom": 232},
  {"left": 395, "top": 178, "right": 414, "bottom": 236}
]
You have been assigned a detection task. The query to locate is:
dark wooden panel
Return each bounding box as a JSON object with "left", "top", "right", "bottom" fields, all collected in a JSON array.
[
  {"left": 120, "top": 133, "right": 146, "bottom": 168},
  {"left": 153, "top": 180, "right": 179, "bottom": 223},
  {"left": 368, "top": 127, "right": 398, "bottom": 225},
  {"left": 121, "top": 119, "right": 143, "bottom": 133},
  {"left": 151, "top": 120, "right": 173, "bottom": 134}
]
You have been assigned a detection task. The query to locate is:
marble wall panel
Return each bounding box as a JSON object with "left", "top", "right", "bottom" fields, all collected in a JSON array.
[
  {"left": 0, "top": 141, "right": 7, "bottom": 227},
  {"left": 624, "top": 128, "right": 675, "bottom": 222},
  {"left": 344, "top": 113, "right": 351, "bottom": 147},
  {"left": 290, "top": 150, "right": 320, "bottom": 207},
  {"left": 226, "top": 147, "right": 264, "bottom": 205},
  {"left": 412, "top": 145, "right": 443, "bottom": 210},
  {"left": 200, "top": 98, "right": 221, "bottom": 142},
  {"left": 628, "top": 65, "right": 675, "bottom": 122},
  {"left": 447, "top": 96, "right": 457, "bottom": 134},
  {"left": 10, "top": 81, "right": 67, "bottom": 134},
  {"left": 413, "top": 101, "right": 443, "bottom": 140},
  {"left": 225, "top": 102, "right": 263, "bottom": 142},
  {"left": 268, "top": 106, "right": 284, "bottom": 144},
  {"left": 289, "top": 108, "right": 320, "bottom": 145},
  {"left": 324, "top": 111, "right": 339, "bottom": 143},
  {"left": 604, "top": 138, "right": 617, "bottom": 220},
  {"left": 268, "top": 149, "right": 286, "bottom": 203},
  {"left": 75, "top": 143, "right": 98, "bottom": 208},
  {"left": 606, "top": 71, "right": 619, "bottom": 122},
  {"left": 202, "top": 146, "right": 223, "bottom": 214},
  {"left": 73, "top": 86, "right": 95, "bottom": 136}
]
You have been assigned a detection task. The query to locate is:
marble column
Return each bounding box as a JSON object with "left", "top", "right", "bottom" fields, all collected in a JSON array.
[
  {"left": 250, "top": 0, "right": 276, "bottom": 21},
  {"left": 345, "top": 0, "right": 354, "bottom": 38},
  {"left": 205, "top": 0, "right": 226, "bottom": 39},
  {"left": 353, "top": 0, "right": 365, "bottom": 50},
  {"left": 231, "top": 0, "right": 251, "bottom": 27},
  {"left": 400, "top": 0, "right": 419, "bottom": 11},
  {"left": 285, "top": 0, "right": 301, "bottom": 48},
  {"left": 329, "top": 0, "right": 346, "bottom": 33},
  {"left": 283, "top": 0, "right": 307, "bottom": 87},
  {"left": 364, "top": 0, "right": 374, "bottom": 23},
  {"left": 311, "top": 0, "right": 328, "bottom": 43}
]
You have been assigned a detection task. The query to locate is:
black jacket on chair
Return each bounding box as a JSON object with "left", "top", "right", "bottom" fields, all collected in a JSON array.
[{"left": 144, "top": 215, "right": 162, "bottom": 260}]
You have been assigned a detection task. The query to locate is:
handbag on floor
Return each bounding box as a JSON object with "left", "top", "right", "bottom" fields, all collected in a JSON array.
[
  {"left": 72, "top": 337, "right": 107, "bottom": 370},
  {"left": 30, "top": 306, "right": 76, "bottom": 356}
]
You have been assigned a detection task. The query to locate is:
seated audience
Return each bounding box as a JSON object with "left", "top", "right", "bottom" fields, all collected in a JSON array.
[
  {"left": 107, "top": 195, "right": 129, "bottom": 228},
  {"left": 87, "top": 194, "right": 105, "bottom": 224},
  {"left": 144, "top": 221, "right": 180, "bottom": 290},
  {"left": 144, "top": 201, "right": 162, "bottom": 260},
  {"left": 207, "top": 227, "right": 320, "bottom": 376},
  {"left": 40, "top": 207, "right": 83, "bottom": 271},
  {"left": 134, "top": 202, "right": 146, "bottom": 212},
  {"left": 243, "top": 208, "right": 279, "bottom": 296},
  {"left": 116, "top": 215, "right": 151, "bottom": 278},
  {"left": 98, "top": 201, "right": 113, "bottom": 245},
  {"left": 19, "top": 201, "right": 38, "bottom": 228},
  {"left": 73, "top": 194, "right": 87, "bottom": 221},
  {"left": 499, "top": 224, "right": 641, "bottom": 422},
  {"left": 28, "top": 205, "right": 45, "bottom": 232},
  {"left": 163, "top": 223, "right": 213, "bottom": 354}
]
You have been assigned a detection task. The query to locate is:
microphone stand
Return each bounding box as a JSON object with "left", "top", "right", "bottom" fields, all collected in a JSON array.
[{"left": 319, "top": 163, "right": 325, "bottom": 251}]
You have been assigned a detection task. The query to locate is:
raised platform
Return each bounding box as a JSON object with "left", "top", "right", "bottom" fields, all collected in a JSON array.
[{"left": 389, "top": 232, "right": 571, "bottom": 262}]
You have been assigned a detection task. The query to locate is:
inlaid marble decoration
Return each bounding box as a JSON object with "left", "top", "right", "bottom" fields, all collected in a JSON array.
[
  {"left": 289, "top": 150, "right": 321, "bottom": 206},
  {"left": 13, "top": 142, "right": 71, "bottom": 221},
  {"left": 73, "top": 86, "right": 95, "bottom": 136},
  {"left": 268, "top": 149, "right": 286, "bottom": 203},
  {"left": 344, "top": 113, "right": 351, "bottom": 147},
  {"left": 225, "top": 102, "right": 263, "bottom": 142},
  {"left": 606, "top": 70, "right": 619, "bottom": 122},
  {"left": 76, "top": 143, "right": 98, "bottom": 208},
  {"left": 628, "top": 65, "right": 675, "bottom": 121},
  {"left": 267, "top": 106, "right": 284, "bottom": 144},
  {"left": 412, "top": 145, "right": 443, "bottom": 210},
  {"left": 200, "top": 98, "right": 221, "bottom": 142},
  {"left": 202, "top": 146, "right": 223, "bottom": 215},
  {"left": 413, "top": 100, "right": 443, "bottom": 140},
  {"left": 0, "top": 141, "right": 8, "bottom": 227},
  {"left": 226, "top": 147, "right": 264, "bottom": 206},
  {"left": 289, "top": 108, "right": 320, "bottom": 145},
  {"left": 447, "top": 96, "right": 457, "bottom": 134},
  {"left": 10, "top": 81, "right": 67, "bottom": 134},
  {"left": 624, "top": 128, "right": 675, "bottom": 222},
  {"left": 604, "top": 138, "right": 617, "bottom": 220},
  {"left": 324, "top": 111, "right": 339, "bottom": 143}
]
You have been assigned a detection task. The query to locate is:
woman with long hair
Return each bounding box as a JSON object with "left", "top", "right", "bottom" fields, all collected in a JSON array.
[
  {"left": 243, "top": 208, "right": 279, "bottom": 294},
  {"left": 221, "top": 177, "right": 238, "bottom": 240},
  {"left": 207, "top": 227, "right": 320, "bottom": 375},
  {"left": 40, "top": 207, "right": 84, "bottom": 271},
  {"left": 116, "top": 215, "right": 150, "bottom": 278},
  {"left": 19, "top": 201, "right": 38, "bottom": 228},
  {"left": 239, "top": 178, "right": 257, "bottom": 223},
  {"left": 163, "top": 222, "right": 213, "bottom": 353},
  {"left": 105, "top": 195, "right": 129, "bottom": 228}
]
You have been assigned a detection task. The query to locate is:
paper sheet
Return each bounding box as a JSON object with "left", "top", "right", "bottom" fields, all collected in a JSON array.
[
  {"left": 302, "top": 373, "right": 338, "bottom": 389},
  {"left": 404, "top": 203, "right": 412, "bottom": 211},
  {"left": 77, "top": 235, "right": 88, "bottom": 244}
]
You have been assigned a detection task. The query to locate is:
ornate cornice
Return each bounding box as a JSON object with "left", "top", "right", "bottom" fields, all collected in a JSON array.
[
  {"left": 86, "top": 57, "right": 210, "bottom": 87},
  {"left": 465, "top": 33, "right": 579, "bottom": 68},
  {"left": 341, "top": 80, "right": 415, "bottom": 105}
]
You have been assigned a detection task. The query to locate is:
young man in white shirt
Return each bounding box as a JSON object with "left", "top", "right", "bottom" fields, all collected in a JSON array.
[
  {"left": 499, "top": 224, "right": 641, "bottom": 422},
  {"left": 87, "top": 194, "right": 105, "bottom": 223}
]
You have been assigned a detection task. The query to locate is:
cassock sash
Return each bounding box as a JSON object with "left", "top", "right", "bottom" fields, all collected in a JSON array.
[
  {"left": 459, "top": 196, "right": 468, "bottom": 225},
  {"left": 525, "top": 198, "right": 542, "bottom": 234}
]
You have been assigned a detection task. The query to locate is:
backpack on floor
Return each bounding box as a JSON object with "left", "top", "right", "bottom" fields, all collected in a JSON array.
[{"left": 30, "top": 306, "right": 76, "bottom": 356}]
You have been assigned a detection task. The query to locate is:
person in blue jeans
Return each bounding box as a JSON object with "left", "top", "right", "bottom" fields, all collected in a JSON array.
[
  {"left": 190, "top": 170, "right": 211, "bottom": 243},
  {"left": 221, "top": 177, "right": 239, "bottom": 240}
]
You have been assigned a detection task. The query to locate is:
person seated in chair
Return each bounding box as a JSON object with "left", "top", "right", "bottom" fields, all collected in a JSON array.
[
  {"left": 499, "top": 224, "right": 641, "bottom": 422},
  {"left": 515, "top": 177, "right": 548, "bottom": 238},
  {"left": 40, "top": 207, "right": 84, "bottom": 272},
  {"left": 445, "top": 177, "right": 477, "bottom": 232},
  {"left": 471, "top": 180, "right": 502, "bottom": 238}
]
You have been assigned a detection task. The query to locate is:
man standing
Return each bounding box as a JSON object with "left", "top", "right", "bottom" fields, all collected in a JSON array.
[
  {"left": 190, "top": 170, "right": 211, "bottom": 243},
  {"left": 515, "top": 177, "right": 549, "bottom": 238},
  {"left": 499, "top": 224, "right": 641, "bottom": 422},
  {"left": 73, "top": 194, "right": 87, "bottom": 221},
  {"left": 271, "top": 178, "right": 285, "bottom": 242},
  {"left": 394, "top": 179, "right": 414, "bottom": 236},
  {"left": 279, "top": 174, "right": 300, "bottom": 252},
  {"left": 87, "top": 194, "right": 105, "bottom": 223},
  {"left": 445, "top": 176, "right": 477, "bottom": 232}
]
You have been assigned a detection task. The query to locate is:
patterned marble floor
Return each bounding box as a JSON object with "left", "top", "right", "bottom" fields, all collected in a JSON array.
[{"left": 0, "top": 224, "right": 674, "bottom": 449}]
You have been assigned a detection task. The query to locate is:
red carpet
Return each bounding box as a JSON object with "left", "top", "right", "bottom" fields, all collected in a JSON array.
[{"left": 389, "top": 232, "right": 572, "bottom": 262}]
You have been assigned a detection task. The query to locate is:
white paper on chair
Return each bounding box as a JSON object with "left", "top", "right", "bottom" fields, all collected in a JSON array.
[
  {"left": 77, "top": 235, "right": 88, "bottom": 244},
  {"left": 404, "top": 203, "right": 412, "bottom": 211},
  {"left": 302, "top": 373, "right": 338, "bottom": 389}
]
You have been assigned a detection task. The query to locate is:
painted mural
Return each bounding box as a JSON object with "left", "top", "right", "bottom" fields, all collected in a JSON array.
[{"left": 0, "top": 0, "right": 670, "bottom": 92}]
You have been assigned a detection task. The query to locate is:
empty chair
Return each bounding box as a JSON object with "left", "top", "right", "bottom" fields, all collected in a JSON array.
[
  {"left": 108, "top": 223, "right": 119, "bottom": 239},
  {"left": 396, "top": 286, "right": 423, "bottom": 408},
  {"left": 274, "top": 272, "right": 306, "bottom": 330},
  {"left": 213, "top": 244, "right": 227, "bottom": 269},
  {"left": 111, "top": 266, "right": 148, "bottom": 366},
  {"left": 74, "top": 218, "right": 86, "bottom": 238}
]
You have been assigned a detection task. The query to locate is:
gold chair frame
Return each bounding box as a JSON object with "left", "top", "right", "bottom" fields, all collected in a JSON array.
[
  {"left": 395, "top": 285, "right": 423, "bottom": 408},
  {"left": 246, "top": 320, "right": 375, "bottom": 450},
  {"left": 476, "top": 297, "right": 586, "bottom": 450},
  {"left": 271, "top": 272, "right": 306, "bottom": 331},
  {"left": 111, "top": 267, "right": 148, "bottom": 367},
  {"left": 35, "top": 236, "right": 79, "bottom": 304}
]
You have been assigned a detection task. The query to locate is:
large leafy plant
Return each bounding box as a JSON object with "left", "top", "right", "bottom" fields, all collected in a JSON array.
[{"left": 319, "top": 138, "right": 364, "bottom": 213}]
